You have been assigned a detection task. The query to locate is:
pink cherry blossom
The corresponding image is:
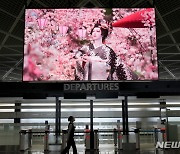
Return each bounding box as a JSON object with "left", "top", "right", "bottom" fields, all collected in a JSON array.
[{"left": 24, "top": 8, "right": 158, "bottom": 81}]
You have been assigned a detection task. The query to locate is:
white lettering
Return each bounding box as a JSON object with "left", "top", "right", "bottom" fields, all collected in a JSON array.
[
  {"left": 114, "top": 83, "right": 119, "bottom": 90},
  {"left": 75, "top": 83, "right": 81, "bottom": 90},
  {"left": 164, "top": 142, "right": 171, "bottom": 148},
  {"left": 86, "top": 83, "right": 93, "bottom": 90},
  {"left": 156, "top": 142, "right": 164, "bottom": 149},
  {"left": 64, "top": 83, "right": 120, "bottom": 91},
  {"left": 156, "top": 142, "right": 180, "bottom": 149},
  {"left": 71, "top": 84, "right": 76, "bottom": 90},
  {"left": 64, "top": 84, "right": 70, "bottom": 90},
  {"left": 171, "top": 142, "right": 180, "bottom": 148},
  {"left": 104, "top": 83, "right": 109, "bottom": 90},
  {"left": 80, "top": 83, "right": 86, "bottom": 90}
]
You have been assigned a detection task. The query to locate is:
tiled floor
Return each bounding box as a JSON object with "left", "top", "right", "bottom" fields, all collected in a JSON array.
[{"left": 0, "top": 145, "right": 180, "bottom": 154}]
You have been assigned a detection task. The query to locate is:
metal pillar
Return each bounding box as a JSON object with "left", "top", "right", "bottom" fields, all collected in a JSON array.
[
  {"left": 62, "top": 130, "right": 67, "bottom": 151},
  {"left": 55, "top": 97, "right": 61, "bottom": 143},
  {"left": 135, "top": 129, "right": 140, "bottom": 149},
  {"left": 14, "top": 102, "right": 21, "bottom": 123},
  {"left": 122, "top": 96, "right": 129, "bottom": 142},
  {"left": 44, "top": 130, "right": 49, "bottom": 151},
  {"left": 90, "top": 99, "right": 94, "bottom": 153},
  {"left": 19, "top": 129, "right": 28, "bottom": 151}
]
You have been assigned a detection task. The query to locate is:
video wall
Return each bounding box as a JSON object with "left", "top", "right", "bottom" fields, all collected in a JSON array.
[{"left": 23, "top": 8, "right": 158, "bottom": 81}]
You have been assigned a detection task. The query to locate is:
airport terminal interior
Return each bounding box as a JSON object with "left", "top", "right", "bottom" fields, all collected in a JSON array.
[
  {"left": 1, "top": 96, "right": 180, "bottom": 154},
  {"left": 0, "top": 0, "right": 180, "bottom": 154}
]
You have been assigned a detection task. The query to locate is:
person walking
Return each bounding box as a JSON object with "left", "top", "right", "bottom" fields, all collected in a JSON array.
[{"left": 61, "top": 116, "right": 77, "bottom": 154}]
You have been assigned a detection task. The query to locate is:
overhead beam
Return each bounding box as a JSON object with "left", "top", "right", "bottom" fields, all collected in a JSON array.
[
  {"left": 161, "top": 6, "right": 180, "bottom": 18},
  {"left": 0, "top": 54, "right": 22, "bottom": 57},
  {"left": 159, "top": 61, "right": 176, "bottom": 79},
  {"left": 1, "top": 58, "right": 23, "bottom": 80},
  {"left": 158, "top": 53, "right": 180, "bottom": 55},
  {"left": 153, "top": 6, "right": 180, "bottom": 53},
  {"left": 160, "top": 60, "right": 180, "bottom": 62},
  {"left": 0, "top": 45, "right": 23, "bottom": 48},
  {"left": 0, "top": 29, "right": 23, "bottom": 42},
  {"left": 34, "top": 0, "right": 48, "bottom": 7},
  {"left": 77, "top": 0, "right": 91, "bottom": 7},
  {"left": 147, "top": 0, "right": 180, "bottom": 78},
  {"left": 0, "top": 61, "right": 20, "bottom": 63},
  {"left": 158, "top": 46, "right": 173, "bottom": 52},
  {"left": 2, "top": 46, "right": 22, "bottom": 53},
  {"left": 0, "top": 8, "right": 24, "bottom": 22},
  {"left": 131, "top": 0, "right": 146, "bottom": 7},
  {"left": 4, "top": 76, "right": 21, "bottom": 81},
  {"left": 0, "top": 64, "right": 22, "bottom": 70},
  {"left": 90, "top": 0, "right": 103, "bottom": 7},
  {"left": 0, "top": 56, "right": 17, "bottom": 61},
  {"left": 0, "top": 0, "right": 32, "bottom": 79},
  {"left": 158, "top": 43, "right": 180, "bottom": 46},
  {"left": 165, "top": 62, "right": 180, "bottom": 67},
  {"left": 157, "top": 27, "right": 180, "bottom": 40}
]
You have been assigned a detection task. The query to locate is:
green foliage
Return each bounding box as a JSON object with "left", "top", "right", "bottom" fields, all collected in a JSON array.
[
  {"left": 105, "top": 8, "right": 113, "bottom": 15},
  {"left": 79, "top": 39, "right": 90, "bottom": 45}
]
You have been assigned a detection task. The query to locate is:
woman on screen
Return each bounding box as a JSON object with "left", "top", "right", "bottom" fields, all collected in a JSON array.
[{"left": 74, "top": 20, "right": 137, "bottom": 80}]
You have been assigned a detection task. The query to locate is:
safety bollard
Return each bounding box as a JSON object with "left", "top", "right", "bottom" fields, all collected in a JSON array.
[
  {"left": 114, "top": 128, "right": 118, "bottom": 146},
  {"left": 114, "top": 128, "right": 118, "bottom": 152},
  {"left": 154, "top": 128, "right": 158, "bottom": 145},
  {"left": 19, "top": 129, "right": 29, "bottom": 151},
  {"left": 160, "top": 128, "right": 166, "bottom": 142},
  {"left": 94, "top": 130, "right": 99, "bottom": 151},
  {"left": 28, "top": 129, "right": 32, "bottom": 148},
  {"left": 44, "top": 130, "right": 49, "bottom": 151},
  {"left": 118, "top": 129, "right": 123, "bottom": 150},
  {"left": 85, "top": 128, "right": 90, "bottom": 150},
  {"left": 135, "top": 129, "right": 140, "bottom": 150},
  {"left": 62, "top": 130, "right": 67, "bottom": 151}
]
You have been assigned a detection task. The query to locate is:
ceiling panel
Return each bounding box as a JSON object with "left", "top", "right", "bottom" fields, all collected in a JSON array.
[
  {"left": 0, "top": 55, "right": 17, "bottom": 61},
  {"left": 157, "top": 46, "right": 171, "bottom": 51},
  {"left": 40, "top": 0, "right": 69, "bottom": 7},
  {"left": 113, "top": 0, "right": 137, "bottom": 7},
  {"left": 157, "top": 36, "right": 174, "bottom": 44},
  {"left": 158, "top": 46, "right": 179, "bottom": 55},
  {"left": 158, "top": 71, "right": 173, "bottom": 79},
  {"left": 0, "top": 0, "right": 24, "bottom": 16},
  {"left": 163, "top": 10, "right": 180, "bottom": 31},
  {"left": 167, "top": 62, "right": 180, "bottom": 67},
  {"left": 7, "top": 47, "right": 24, "bottom": 53},
  {"left": 0, "top": 47, "right": 22, "bottom": 54},
  {"left": 4, "top": 36, "right": 23, "bottom": 46},
  {"left": 156, "top": 20, "right": 167, "bottom": 37},
  {"left": 0, "top": 33, "right": 6, "bottom": 44},
  {"left": 11, "top": 69, "right": 23, "bottom": 74},
  {"left": 156, "top": 0, "right": 180, "bottom": 15},
  {"left": 0, "top": 11, "right": 15, "bottom": 32},
  {"left": 135, "top": 1, "right": 153, "bottom": 8},
  {"left": 159, "top": 53, "right": 180, "bottom": 60},
  {"left": 28, "top": 1, "right": 45, "bottom": 8},
  {"left": 11, "top": 21, "right": 24, "bottom": 39},
  {"left": 172, "top": 31, "right": 180, "bottom": 43}
]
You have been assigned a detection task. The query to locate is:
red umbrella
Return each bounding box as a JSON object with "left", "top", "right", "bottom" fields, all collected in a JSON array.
[{"left": 112, "top": 8, "right": 154, "bottom": 28}]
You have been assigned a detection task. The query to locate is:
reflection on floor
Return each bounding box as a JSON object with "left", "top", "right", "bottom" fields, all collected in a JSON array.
[
  {"left": 0, "top": 145, "right": 180, "bottom": 154},
  {"left": 0, "top": 129, "right": 180, "bottom": 154}
]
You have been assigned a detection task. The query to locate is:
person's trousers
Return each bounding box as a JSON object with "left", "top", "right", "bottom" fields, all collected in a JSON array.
[{"left": 61, "top": 139, "right": 77, "bottom": 154}]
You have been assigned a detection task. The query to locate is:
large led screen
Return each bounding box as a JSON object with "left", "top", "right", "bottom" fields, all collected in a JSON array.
[{"left": 24, "top": 8, "right": 158, "bottom": 81}]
